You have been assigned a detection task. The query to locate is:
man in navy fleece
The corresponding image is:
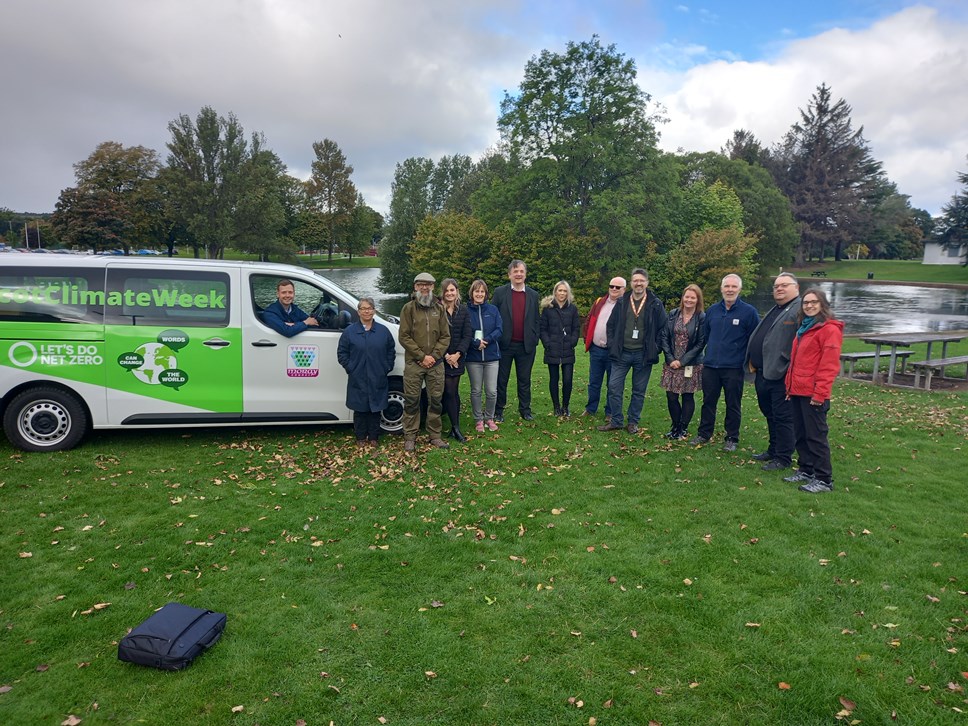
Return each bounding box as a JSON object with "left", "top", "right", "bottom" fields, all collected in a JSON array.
[{"left": 689, "top": 273, "right": 759, "bottom": 452}]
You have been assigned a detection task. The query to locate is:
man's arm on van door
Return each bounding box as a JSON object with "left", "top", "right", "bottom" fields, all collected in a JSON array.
[{"left": 263, "top": 302, "right": 314, "bottom": 337}]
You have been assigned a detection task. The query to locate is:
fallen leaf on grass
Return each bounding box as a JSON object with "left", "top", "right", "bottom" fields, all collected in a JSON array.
[
  {"left": 18, "top": 552, "right": 32, "bottom": 558},
  {"left": 745, "top": 622, "right": 761, "bottom": 628},
  {"left": 948, "top": 682, "right": 964, "bottom": 692},
  {"left": 424, "top": 671, "right": 437, "bottom": 678},
  {"left": 61, "top": 716, "right": 81, "bottom": 726},
  {"left": 630, "top": 629, "right": 638, "bottom": 638},
  {"left": 0, "top": 685, "right": 12, "bottom": 693},
  {"left": 683, "top": 578, "right": 693, "bottom": 586},
  {"left": 378, "top": 718, "right": 387, "bottom": 725},
  {"left": 230, "top": 705, "right": 244, "bottom": 713},
  {"left": 603, "top": 698, "right": 613, "bottom": 708},
  {"left": 778, "top": 682, "right": 791, "bottom": 690},
  {"left": 80, "top": 602, "right": 111, "bottom": 616},
  {"left": 839, "top": 696, "right": 857, "bottom": 710},
  {"left": 926, "top": 594, "right": 940, "bottom": 603},
  {"left": 430, "top": 600, "right": 444, "bottom": 608},
  {"left": 36, "top": 664, "right": 49, "bottom": 672}
]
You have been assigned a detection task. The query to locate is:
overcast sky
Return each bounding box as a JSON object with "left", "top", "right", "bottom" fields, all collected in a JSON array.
[{"left": 2, "top": 0, "right": 966, "bottom": 218}]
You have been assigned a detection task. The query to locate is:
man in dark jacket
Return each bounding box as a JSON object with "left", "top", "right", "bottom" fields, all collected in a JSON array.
[
  {"left": 597, "top": 268, "right": 666, "bottom": 435},
  {"left": 262, "top": 279, "right": 319, "bottom": 337},
  {"left": 745, "top": 272, "right": 801, "bottom": 471},
  {"left": 690, "top": 274, "right": 760, "bottom": 451},
  {"left": 492, "top": 260, "right": 540, "bottom": 422}
]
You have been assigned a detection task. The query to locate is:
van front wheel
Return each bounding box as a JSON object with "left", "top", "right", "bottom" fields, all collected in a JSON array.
[
  {"left": 381, "top": 379, "right": 405, "bottom": 435},
  {"left": 3, "top": 387, "right": 89, "bottom": 452}
]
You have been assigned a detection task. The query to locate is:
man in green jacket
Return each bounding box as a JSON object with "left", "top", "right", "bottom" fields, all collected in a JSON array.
[{"left": 398, "top": 272, "right": 451, "bottom": 452}]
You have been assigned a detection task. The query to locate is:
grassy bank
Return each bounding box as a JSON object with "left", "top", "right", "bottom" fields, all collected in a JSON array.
[
  {"left": 793, "top": 260, "right": 968, "bottom": 285},
  {"left": 2, "top": 360, "right": 966, "bottom": 725}
]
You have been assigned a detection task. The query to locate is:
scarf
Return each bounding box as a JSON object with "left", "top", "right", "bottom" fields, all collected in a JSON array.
[{"left": 796, "top": 316, "right": 817, "bottom": 338}]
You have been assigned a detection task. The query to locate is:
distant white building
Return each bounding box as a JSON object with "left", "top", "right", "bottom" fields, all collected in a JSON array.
[{"left": 923, "top": 240, "right": 967, "bottom": 265}]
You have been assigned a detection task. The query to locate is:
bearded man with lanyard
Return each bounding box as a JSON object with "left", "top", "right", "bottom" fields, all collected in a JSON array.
[{"left": 597, "top": 268, "right": 667, "bottom": 435}]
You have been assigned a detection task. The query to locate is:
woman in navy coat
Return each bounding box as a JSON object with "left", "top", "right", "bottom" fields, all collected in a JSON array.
[{"left": 337, "top": 297, "right": 396, "bottom": 447}]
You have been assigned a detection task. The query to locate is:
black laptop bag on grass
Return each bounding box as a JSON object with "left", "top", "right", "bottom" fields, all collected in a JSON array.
[{"left": 118, "top": 602, "right": 226, "bottom": 670}]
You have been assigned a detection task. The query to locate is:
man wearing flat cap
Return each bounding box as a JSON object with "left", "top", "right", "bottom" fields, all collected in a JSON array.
[{"left": 398, "top": 272, "right": 451, "bottom": 452}]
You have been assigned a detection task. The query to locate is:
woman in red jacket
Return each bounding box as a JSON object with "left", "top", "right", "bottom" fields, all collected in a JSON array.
[{"left": 784, "top": 289, "right": 843, "bottom": 493}]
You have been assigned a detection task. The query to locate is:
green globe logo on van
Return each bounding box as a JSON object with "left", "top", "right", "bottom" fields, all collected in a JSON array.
[{"left": 118, "top": 330, "right": 190, "bottom": 389}]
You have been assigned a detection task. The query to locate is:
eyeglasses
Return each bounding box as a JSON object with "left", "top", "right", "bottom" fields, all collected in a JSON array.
[
  {"left": 773, "top": 282, "right": 795, "bottom": 290},
  {"left": 358, "top": 306, "right": 374, "bottom": 312},
  {"left": 802, "top": 300, "right": 821, "bottom": 307},
  {"left": 609, "top": 285, "right": 624, "bottom": 290}
]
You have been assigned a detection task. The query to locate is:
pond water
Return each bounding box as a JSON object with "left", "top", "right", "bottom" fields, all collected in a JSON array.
[{"left": 316, "top": 268, "right": 968, "bottom": 336}]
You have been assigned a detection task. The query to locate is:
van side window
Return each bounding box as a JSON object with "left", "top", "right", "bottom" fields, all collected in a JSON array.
[
  {"left": 104, "top": 270, "right": 230, "bottom": 327},
  {"left": 250, "top": 275, "right": 358, "bottom": 331},
  {"left": 0, "top": 268, "right": 104, "bottom": 323}
]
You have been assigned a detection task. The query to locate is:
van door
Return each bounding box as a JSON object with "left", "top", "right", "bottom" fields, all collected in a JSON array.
[
  {"left": 102, "top": 264, "right": 243, "bottom": 424},
  {"left": 241, "top": 272, "right": 356, "bottom": 422}
]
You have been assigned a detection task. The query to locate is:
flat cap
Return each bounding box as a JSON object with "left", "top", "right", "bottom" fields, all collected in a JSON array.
[{"left": 413, "top": 272, "right": 436, "bottom": 283}]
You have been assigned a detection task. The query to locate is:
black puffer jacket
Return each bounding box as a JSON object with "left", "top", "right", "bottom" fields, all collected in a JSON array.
[
  {"left": 540, "top": 301, "right": 581, "bottom": 365},
  {"left": 444, "top": 304, "right": 473, "bottom": 377}
]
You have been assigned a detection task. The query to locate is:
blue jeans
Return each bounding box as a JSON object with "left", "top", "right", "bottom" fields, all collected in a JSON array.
[
  {"left": 585, "top": 344, "right": 612, "bottom": 415},
  {"left": 606, "top": 350, "right": 653, "bottom": 427}
]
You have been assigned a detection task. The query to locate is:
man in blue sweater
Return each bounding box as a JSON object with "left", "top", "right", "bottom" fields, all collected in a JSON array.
[{"left": 689, "top": 274, "right": 759, "bottom": 451}]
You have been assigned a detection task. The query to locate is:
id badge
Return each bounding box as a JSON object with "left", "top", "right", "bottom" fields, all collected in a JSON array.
[
  {"left": 474, "top": 329, "right": 484, "bottom": 340},
  {"left": 632, "top": 328, "right": 639, "bottom": 340},
  {"left": 732, "top": 318, "right": 740, "bottom": 326}
]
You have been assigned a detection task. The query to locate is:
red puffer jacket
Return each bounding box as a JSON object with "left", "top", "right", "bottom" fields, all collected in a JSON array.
[{"left": 785, "top": 319, "right": 844, "bottom": 402}]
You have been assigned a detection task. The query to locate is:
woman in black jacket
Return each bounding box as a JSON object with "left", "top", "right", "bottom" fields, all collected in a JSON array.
[
  {"left": 540, "top": 280, "right": 581, "bottom": 417},
  {"left": 440, "top": 278, "right": 473, "bottom": 442},
  {"left": 659, "top": 284, "right": 706, "bottom": 439}
]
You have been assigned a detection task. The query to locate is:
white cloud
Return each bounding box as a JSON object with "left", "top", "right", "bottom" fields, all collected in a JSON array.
[{"left": 654, "top": 6, "right": 968, "bottom": 213}]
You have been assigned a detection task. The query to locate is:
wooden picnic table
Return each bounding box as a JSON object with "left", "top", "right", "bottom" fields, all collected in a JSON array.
[{"left": 859, "top": 331, "right": 968, "bottom": 385}]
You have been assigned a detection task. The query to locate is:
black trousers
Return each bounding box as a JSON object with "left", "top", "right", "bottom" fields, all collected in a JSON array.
[
  {"left": 548, "top": 363, "right": 574, "bottom": 409},
  {"left": 496, "top": 341, "right": 535, "bottom": 416},
  {"left": 754, "top": 372, "right": 795, "bottom": 465},
  {"left": 443, "top": 374, "right": 463, "bottom": 429},
  {"left": 352, "top": 411, "right": 383, "bottom": 442},
  {"left": 789, "top": 396, "right": 832, "bottom": 483},
  {"left": 697, "top": 366, "right": 745, "bottom": 442}
]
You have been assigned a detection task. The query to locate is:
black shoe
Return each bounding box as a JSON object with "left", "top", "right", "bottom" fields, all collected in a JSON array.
[
  {"left": 761, "top": 459, "right": 789, "bottom": 471},
  {"left": 494, "top": 413, "right": 504, "bottom": 423},
  {"left": 627, "top": 423, "right": 639, "bottom": 434},
  {"left": 688, "top": 435, "right": 709, "bottom": 445},
  {"left": 783, "top": 469, "right": 812, "bottom": 483},
  {"left": 521, "top": 412, "right": 534, "bottom": 421},
  {"left": 553, "top": 406, "right": 563, "bottom": 417},
  {"left": 799, "top": 477, "right": 833, "bottom": 493},
  {"left": 562, "top": 407, "right": 570, "bottom": 417},
  {"left": 722, "top": 440, "right": 737, "bottom": 452},
  {"left": 451, "top": 427, "right": 467, "bottom": 443},
  {"left": 751, "top": 451, "right": 773, "bottom": 462}
]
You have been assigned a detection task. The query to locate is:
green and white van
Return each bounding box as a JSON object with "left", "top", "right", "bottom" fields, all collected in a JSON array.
[{"left": 0, "top": 256, "right": 405, "bottom": 451}]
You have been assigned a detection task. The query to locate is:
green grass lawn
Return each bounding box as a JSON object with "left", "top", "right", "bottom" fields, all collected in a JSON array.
[
  {"left": 796, "top": 259, "right": 968, "bottom": 285},
  {"left": 2, "top": 364, "right": 966, "bottom": 725}
]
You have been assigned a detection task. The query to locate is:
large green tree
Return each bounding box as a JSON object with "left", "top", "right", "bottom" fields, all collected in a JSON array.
[
  {"left": 378, "top": 157, "right": 435, "bottom": 293},
  {"left": 679, "top": 151, "right": 798, "bottom": 272},
  {"left": 306, "top": 139, "right": 358, "bottom": 262},
  {"left": 768, "top": 84, "right": 887, "bottom": 264},
  {"left": 486, "top": 35, "right": 673, "bottom": 287},
  {"left": 51, "top": 141, "right": 163, "bottom": 253},
  {"left": 165, "top": 107, "right": 284, "bottom": 259}
]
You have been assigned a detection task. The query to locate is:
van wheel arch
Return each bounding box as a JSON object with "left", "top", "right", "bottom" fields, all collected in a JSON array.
[{"left": 3, "top": 385, "right": 90, "bottom": 452}]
